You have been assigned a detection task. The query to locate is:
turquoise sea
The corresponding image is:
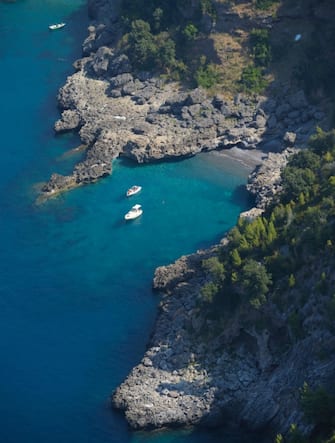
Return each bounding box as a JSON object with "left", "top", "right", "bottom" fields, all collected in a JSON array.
[{"left": 0, "top": 2, "right": 256, "bottom": 442}]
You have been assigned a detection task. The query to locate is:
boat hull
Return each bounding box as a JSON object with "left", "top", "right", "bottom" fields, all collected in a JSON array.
[
  {"left": 124, "top": 210, "right": 143, "bottom": 220},
  {"left": 126, "top": 186, "right": 142, "bottom": 197},
  {"left": 49, "top": 23, "right": 66, "bottom": 30}
]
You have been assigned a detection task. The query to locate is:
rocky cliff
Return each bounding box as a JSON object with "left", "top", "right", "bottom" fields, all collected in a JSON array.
[{"left": 112, "top": 246, "right": 335, "bottom": 435}]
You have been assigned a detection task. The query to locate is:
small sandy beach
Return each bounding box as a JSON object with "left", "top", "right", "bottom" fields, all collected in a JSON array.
[{"left": 212, "top": 147, "right": 266, "bottom": 170}]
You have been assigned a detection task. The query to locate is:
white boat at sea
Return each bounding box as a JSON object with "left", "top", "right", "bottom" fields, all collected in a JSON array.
[
  {"left": 124, "top": 204, "right": 143, "bottom": 220},
  {"left": 49, "top": 23, "right": 66, "bottom": 30},
  {"left": 126, "top": 185, "right": 142, "bottom": 197}
]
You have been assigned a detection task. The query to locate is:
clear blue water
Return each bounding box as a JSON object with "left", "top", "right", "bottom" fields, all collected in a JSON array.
[{"left": 0, "top": 2, "right": 255, "bottom": 443}]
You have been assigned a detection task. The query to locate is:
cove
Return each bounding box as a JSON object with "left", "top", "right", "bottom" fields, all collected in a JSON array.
[{"left": 0, "top": 1, "right": 255, "bottom": 442}]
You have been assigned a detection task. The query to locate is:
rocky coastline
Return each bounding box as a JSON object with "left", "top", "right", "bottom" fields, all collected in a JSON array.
[
  {"left": 40, "top": 0, "right": 326, "bottom": 199},
  {"left": 42, "top": 64, "right": 323, "bottom": 198},
  {"left": 44, "top": 0, "right": 334, "bottom": 438},
  {"left": 111, "top": 240, "right": 335, "bottom": 435}
]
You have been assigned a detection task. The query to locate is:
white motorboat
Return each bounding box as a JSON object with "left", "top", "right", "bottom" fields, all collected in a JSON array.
[
  {"left": 126, "top": 185, "right": 142, "bottom": 197},
  {"left": 124, "top": 204, "right": 143, "bottom": 220},
  {"left": 49, "top": 23, "right": 66, "bottom": 30}
]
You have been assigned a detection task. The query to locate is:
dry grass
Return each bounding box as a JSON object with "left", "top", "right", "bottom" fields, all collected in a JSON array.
[
  {"left": 230, "top": 1, "right": 278, "bottom": 18},
  {"left": 183, "top": 0, "right": 332, "bottom": 103},
  {"left": 210, "top": 31, "right": 251, "bottom": 97},
  {"left": 192, "top": 0, "right": 282, "bottom": 97}
]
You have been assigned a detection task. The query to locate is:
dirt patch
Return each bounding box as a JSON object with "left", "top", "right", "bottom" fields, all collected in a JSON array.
[{"left": 211, "top": 31, "right": 250, "bottom": 97}]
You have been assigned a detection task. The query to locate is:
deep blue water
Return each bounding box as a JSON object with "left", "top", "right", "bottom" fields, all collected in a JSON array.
[{"left": 0, "top": 2, "right": 255, "bottom": 443}]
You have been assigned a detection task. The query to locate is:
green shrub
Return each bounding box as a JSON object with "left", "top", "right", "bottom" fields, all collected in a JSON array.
[
  {"left": 202, "top": 256, "right": 226, "bottom": 284},
  {"left": 254, "top": 0, "right": 279, "bottom": 10},
  {"left": 288, "top": 274, "right": 296, "bottom": 288},
  {"left": 300, "top": 383, "right": 335, "bottom": 428},
  {"left": 230, "top": 248, "right": 242, "bottom": 267},
  {"left": 250, "top": 28, "right": 271, "bottom": 67},
  {"left": 288, "top": 150, "right": 321, "bottom": 170},
  {"left": 183, "top": 23, "right": 198, "bottom": 41},
  {"left": 125, "top": 20, "right": 157, "bottom": 69},
  {"left": 286, "top": 424, "right": 306, "bottom": 443},
  {"left": 317, "top": 271, "right": 328, "bottom": 294},
  {"left": 282, "top": 167, "right": 316, "bottom": 202},
  {"left": 239, "top": 65, "right": 267, "bottom": 93},
  {"left": 239, "top": 259, "right": 272, "bottom": 301},
  {"left": 200, "top": 0, "right": 217, "bottom": 19},
  {"left": 194, "top": 60, "right": 221, "bottom": 89},
  {"left": 200, "top": 282, "right": 219, "bottom": 304},
  {"left": 309, "top": 127, "right": 335, "bottom": 156},
  {"left": 325, "top": 431, "right": 335, "bottom": 443},
  {"left": 274, "top": 434, "right": 284, "bottom": 443},
  {"left": 124, "top": 20, "right": 178, "bottom": 72},
  {"left": 155, "top": 32, "right": 176, "bottom": 70},
  {"left": 152, "top": 7, "right": 163, "bottom": 31}
]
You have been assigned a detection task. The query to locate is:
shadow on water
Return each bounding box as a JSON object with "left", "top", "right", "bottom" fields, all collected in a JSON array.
[
  {"left": 117, "top": 154, "right": 196, "bottom": 170},
  {"left": 112, "top": 218, "right": 135, "bottom": 229},
  {"left": 132, "top": 423, "right": 266, "bottom": 443},
  {"left": 231, "top": 183, "right": 255, "bottom": 208}
]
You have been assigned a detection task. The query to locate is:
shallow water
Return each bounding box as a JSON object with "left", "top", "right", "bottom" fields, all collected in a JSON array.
[{"left": 0, "top": 2, "right": 256, "bottom": 442}]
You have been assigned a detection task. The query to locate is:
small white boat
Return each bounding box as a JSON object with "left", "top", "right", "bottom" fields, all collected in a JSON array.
[
  {"left": 49, "top": 23, "right": 66, "bottom": 30},
  {"left": 124, "top": 204, "right": 143, "bottom": 220},
  {"left": 126, "top": 185, "right": 142, "bottom": 197}
]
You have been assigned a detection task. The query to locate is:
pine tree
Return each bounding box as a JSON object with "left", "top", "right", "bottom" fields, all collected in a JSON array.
[{"left": 231, "top": 248, "right": 242, "bottom": 267}]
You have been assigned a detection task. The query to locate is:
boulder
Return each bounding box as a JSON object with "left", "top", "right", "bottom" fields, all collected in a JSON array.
[
  {"left": 283, "top": 131, "right": 296, "bottom": 146},
  {"left": 91, "top": 46, "right": 114, "bottom": 76},
  {"left": 55, "top": 110, "right": 82, "bottom": 132}
]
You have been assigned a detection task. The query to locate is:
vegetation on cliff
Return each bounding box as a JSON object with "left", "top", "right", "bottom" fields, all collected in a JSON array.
[
  {"left": 117, "top": 0, "right": 281, "bottom": 91},
  {"left": 118, "top": 0, "right": 219, "bottom": 86},
  {"left": 201, "top": 128, "right": 335, "bottom": 307},
  {"left": 116, "top": 0, "right": 335, "bottom": 112},
  {"left": 274, "top": 382, "right": 335, "bottom": 443},
  {"left": 200, "top": 127, "right": 335, "bottom": 442}
]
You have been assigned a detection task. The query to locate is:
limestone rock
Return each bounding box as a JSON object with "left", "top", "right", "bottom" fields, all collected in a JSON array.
[{"left": 55, "top": 109, "right": 82, "bottom": 132}]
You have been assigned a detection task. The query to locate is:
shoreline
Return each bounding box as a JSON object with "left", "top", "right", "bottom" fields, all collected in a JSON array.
[
  {"left": 39, "top": 11, "right": 325, "bottom": 199},
  {"left": 213, "top": 147, "right": 266, "bottom": 171},
  {"left": 202, "top": 147, "right": 267, "bottom": 186},
  {"left": 45, "top": 0, "right": 330, "bottom": 436}
]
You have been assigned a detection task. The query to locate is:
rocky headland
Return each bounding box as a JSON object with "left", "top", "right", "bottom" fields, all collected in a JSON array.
[
  {"left": 40, "top": 0, "right": 326, "bottom": 199},
  {"left": 42, "top": 64, "right": 323, "bottom": 197},
  {"left": 112, "top": 245, "right": 335, "bottom": 435},
  {"left": 43, "top": 0, "right": 335, "bottom": 439}
]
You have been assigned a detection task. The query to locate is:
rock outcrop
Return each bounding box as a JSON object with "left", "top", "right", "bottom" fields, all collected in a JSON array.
[
  {"left": 40, "top": 0, "right": 327, "bottom": 198},
  {"left": 245, "top": 147, "right": 297, "bottom": 212},
  {"left": 41, "top": 55, "right": 323, "bottom": 197},
  {"left": 112, "top": 246, "right": 335, "bottom": 435}
]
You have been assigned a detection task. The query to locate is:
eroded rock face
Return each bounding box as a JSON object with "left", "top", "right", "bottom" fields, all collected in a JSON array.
[
  {"left": 246, "top": 148, "right": 297, "bottom": 210},
  {"left": 40, "top": 0, "right": 327, "bottom": 199},
  {"left": 111, "top": 247, "right": 335, "bottom": 434},
  {"left": 54, "top": 109, "right": 82, "bottom": 132},
  {"left": 41, "top": 173, "right": 77, "bottom": 194},
  {"left": 42, "top": 56, "right": 323, "bottom": 197}
]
